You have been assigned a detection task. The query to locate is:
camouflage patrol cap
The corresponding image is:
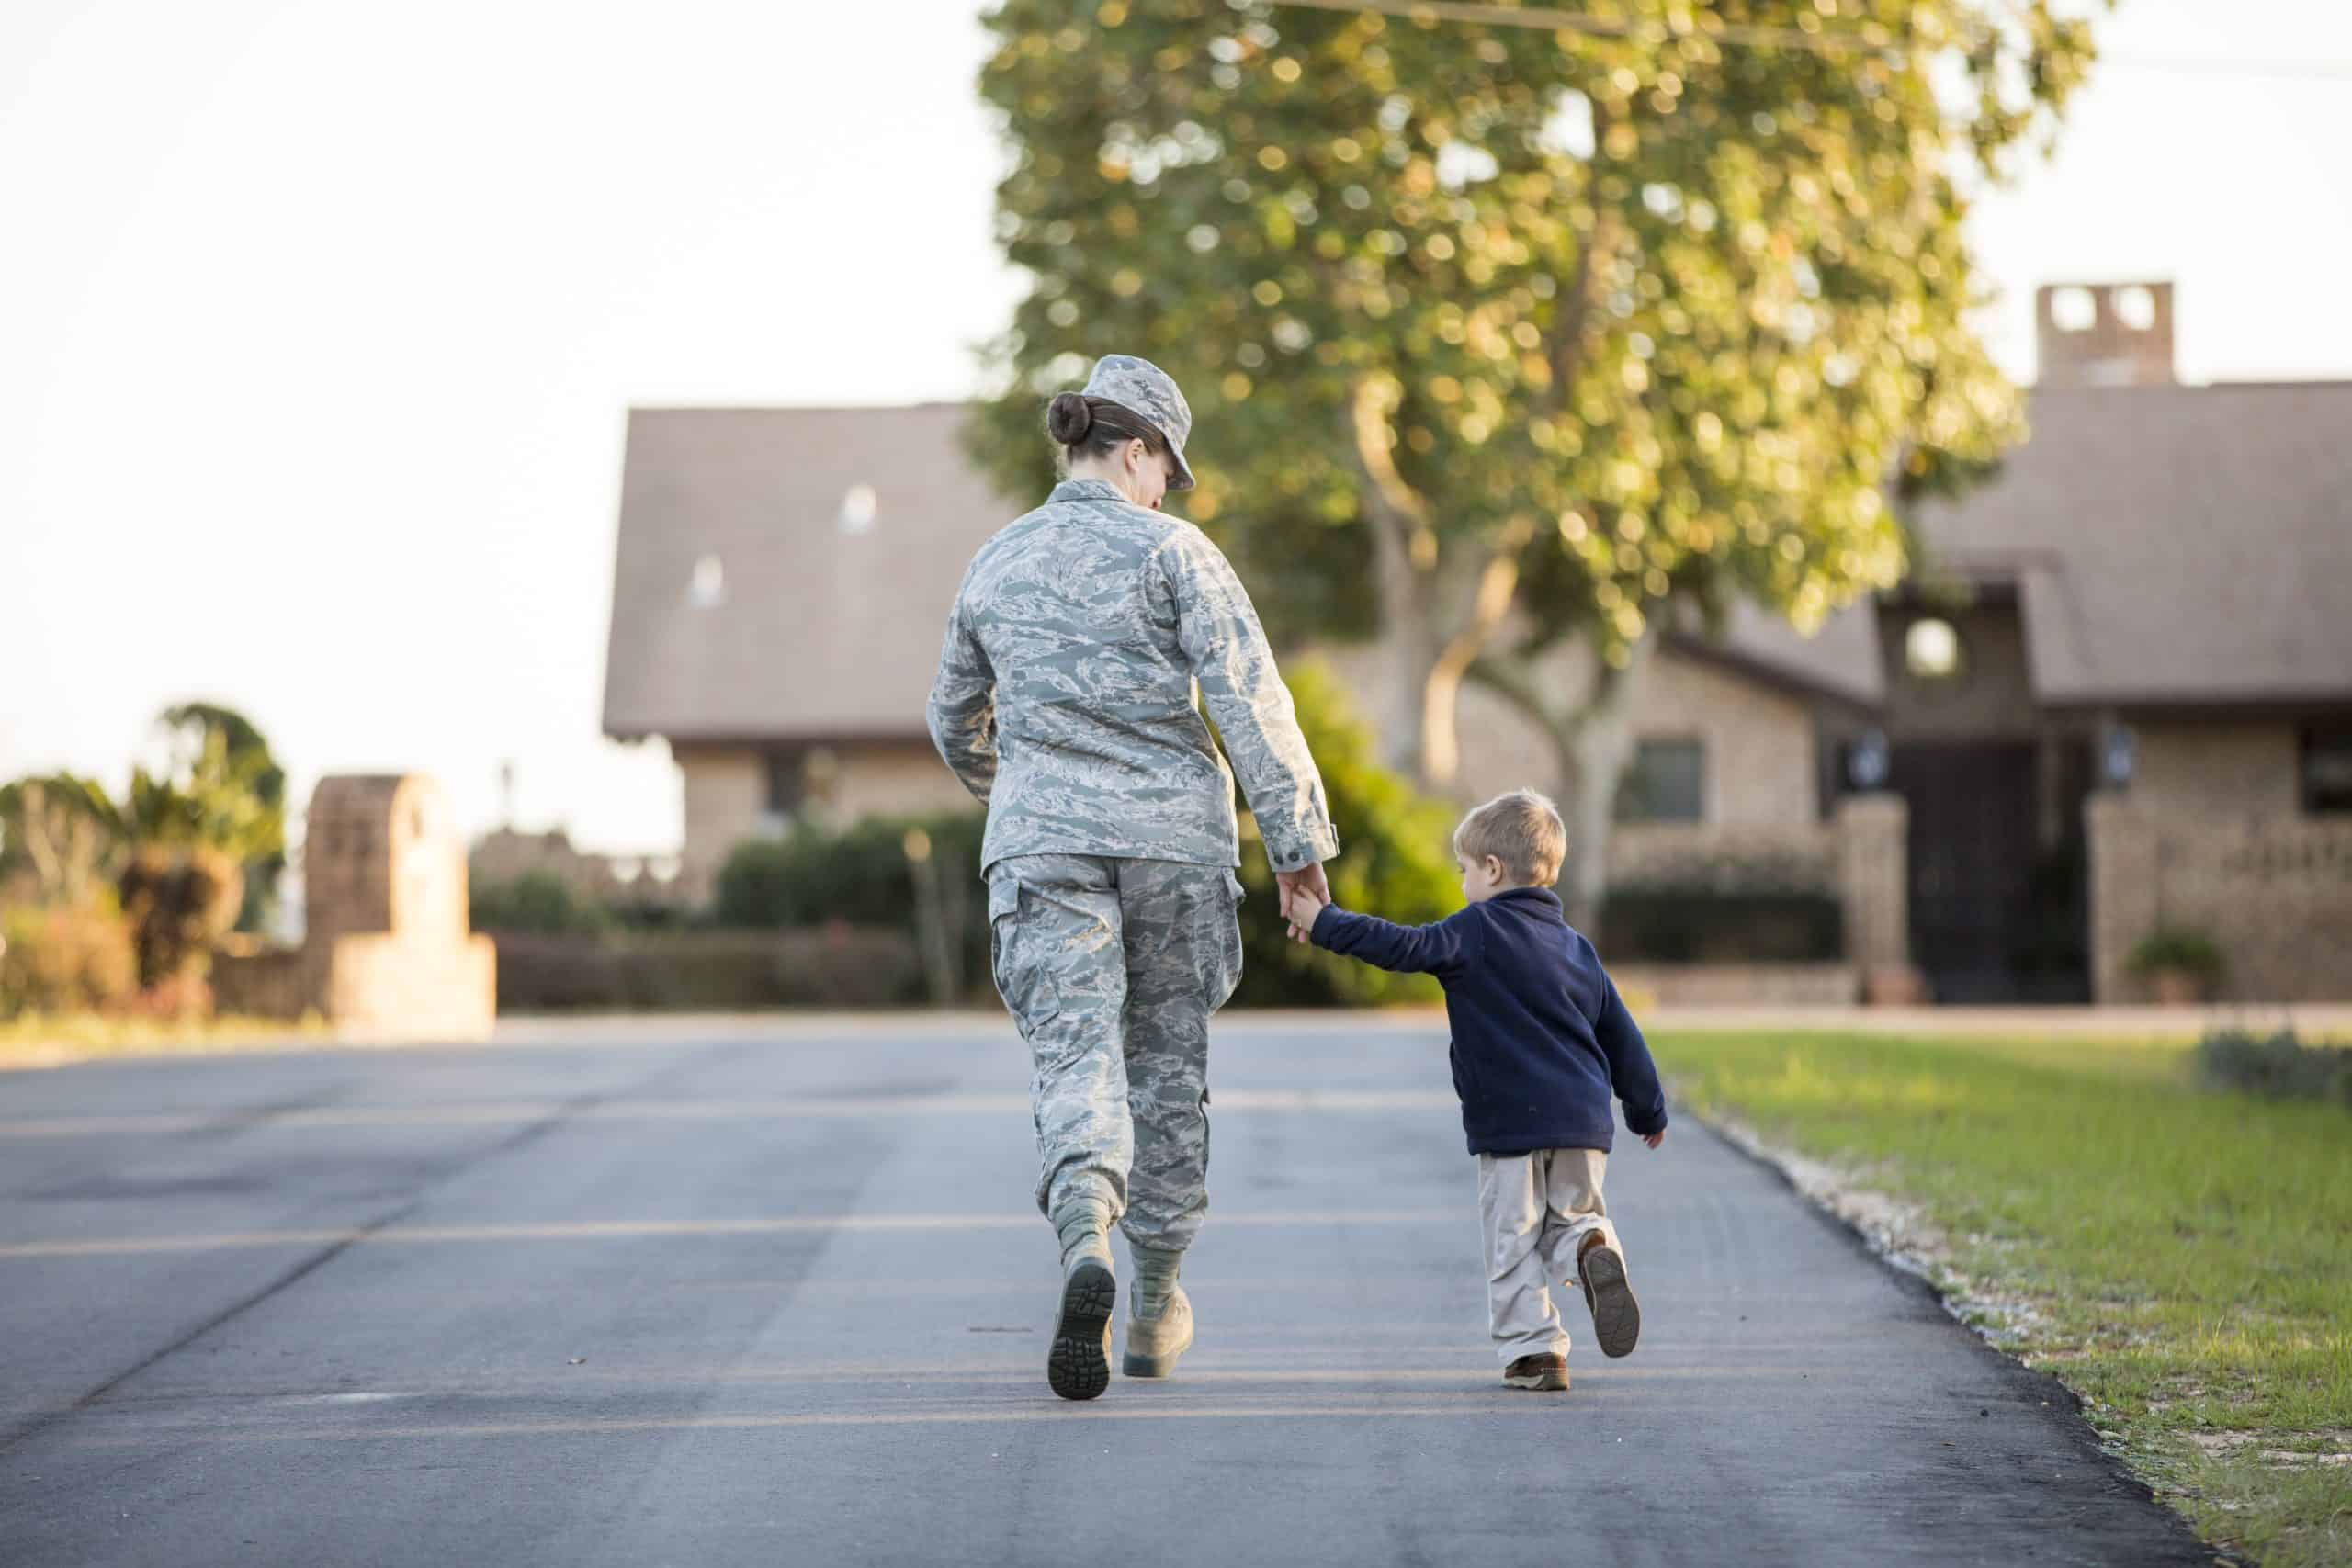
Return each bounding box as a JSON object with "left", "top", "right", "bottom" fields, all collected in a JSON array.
[{"left": 1080, "top": 354, "right": 1196, "bottom": 491}]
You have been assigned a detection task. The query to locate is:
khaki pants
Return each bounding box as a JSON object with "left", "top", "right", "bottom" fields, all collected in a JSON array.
[{"left": 1476, "top": 1147, "right": 1623, "bottom": 1363}]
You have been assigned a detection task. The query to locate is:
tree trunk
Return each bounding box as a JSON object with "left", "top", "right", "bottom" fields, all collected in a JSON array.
[
  {"left": 1470, "top": 633, "right": 1657, "bottom": 931},
  {"left": 1557, "top": 671, "right": 1636, "bottom": 933},
  {"left": 1345, "top": 378, "right": 1534, "bottom": 793},
  {"left": 1370, "top": 524, "right": 1446, "bottom": 782}
]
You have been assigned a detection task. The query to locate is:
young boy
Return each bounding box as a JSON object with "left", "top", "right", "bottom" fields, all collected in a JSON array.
[{"left": 1281, "top": 788, "right": 1667, "bottom": 1392}]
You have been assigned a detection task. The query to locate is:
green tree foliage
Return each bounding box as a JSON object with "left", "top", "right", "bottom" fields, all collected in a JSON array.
[
  {"left": 2, "top": 705, "right": 289, "bottom": 1015},
  {"left": 0, "top": 773, "right": 126, "bottom": 908},
  {"left": 130, "top": 706, "right": 286, "bottom": 926},
  {"left": 153, "top": 704, "right": 288, "bottom": 931},
  {"left": 971, "top": 0, "right": 2104, "bottom": 918}
]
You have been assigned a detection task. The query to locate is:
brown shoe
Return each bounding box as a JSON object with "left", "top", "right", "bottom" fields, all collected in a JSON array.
[
  {"left": 1502, "top": 1353, "right": 1568, "bottom": 1391},
  {"left": 1577, "top": 1232, "right": 1641, "bottom": 1359}
]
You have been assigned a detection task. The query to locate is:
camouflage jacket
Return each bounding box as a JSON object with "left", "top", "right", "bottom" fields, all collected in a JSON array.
[{"left": 927, "top": 478, "right": 1339, "bottom": 874}]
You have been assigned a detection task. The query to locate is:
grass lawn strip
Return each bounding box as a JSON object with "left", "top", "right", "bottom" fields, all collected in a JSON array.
[
  {"left": 1653, "top": 1029, "right": 2352, "bottom": 1568},
  {"left": 0, "top": 1011, "right": 334, "bottom": 1071}
]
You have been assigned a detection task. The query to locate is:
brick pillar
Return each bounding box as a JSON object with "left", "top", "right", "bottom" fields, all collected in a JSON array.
[
  {"left": 2086, "top": 793, "right": 2160, "bottom": 1004},
  {"left": 1836, "top": 793, "right": 1917, "bottom": 1003}
]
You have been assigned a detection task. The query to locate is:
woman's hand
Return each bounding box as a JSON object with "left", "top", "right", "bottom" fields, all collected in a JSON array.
[{"left": 1277, "top": 871, "right": 1330, "bottom": 942}]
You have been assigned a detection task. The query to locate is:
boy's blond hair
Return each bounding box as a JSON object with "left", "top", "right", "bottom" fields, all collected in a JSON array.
[{"left": 1452, "top": 788, "right": 1567, "bottom": 888}]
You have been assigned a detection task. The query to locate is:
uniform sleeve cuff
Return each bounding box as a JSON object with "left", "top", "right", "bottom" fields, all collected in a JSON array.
[{"left": 1262, "top": 824, "right": 1340, "bottom": 874}]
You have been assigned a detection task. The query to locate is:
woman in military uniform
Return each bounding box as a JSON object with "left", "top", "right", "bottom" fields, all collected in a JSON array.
[{"left": 928, "top": 355, "right": 1337, "bottom": 1401}]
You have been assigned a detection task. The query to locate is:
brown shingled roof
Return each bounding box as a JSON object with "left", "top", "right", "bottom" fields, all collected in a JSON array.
[
  {"left": 1912, "top": 381, "right": 2352, "bottom": 706},
  {"left": 602, "top": 404, "right": 1013, "bottom": 743},
  {"left": 601, "top": 383, "right": 2352, "bottom": 744}
]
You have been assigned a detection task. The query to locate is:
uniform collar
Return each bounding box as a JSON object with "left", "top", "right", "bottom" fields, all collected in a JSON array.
[
  {"left": 1489, "top": 886, "right": 1566, "bottom": 919},
  {"left": 1050, "top": 478, "right": 1131, "bottom": 506}
]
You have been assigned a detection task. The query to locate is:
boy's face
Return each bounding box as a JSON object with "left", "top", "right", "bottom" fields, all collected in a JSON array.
[{"left": 1458, "top": 852, "right": 1510, "bottom": 904}]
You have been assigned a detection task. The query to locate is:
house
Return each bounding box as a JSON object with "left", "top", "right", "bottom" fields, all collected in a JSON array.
[{"left": 602, "top": 284, "right": 2352, "bottom": 1002}]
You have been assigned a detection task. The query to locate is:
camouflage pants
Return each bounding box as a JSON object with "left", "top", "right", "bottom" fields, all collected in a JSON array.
[{"left": 986, "top": 854, "right": 1244, "bottom": 1254}]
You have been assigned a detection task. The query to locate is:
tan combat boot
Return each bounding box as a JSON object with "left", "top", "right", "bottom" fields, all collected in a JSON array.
[
  {"left": 1124, "top": 1285, "right": 1194, "bottom": 1378},
  {"left": 1047, "top": 1204, "right": 1115, "bottom": 1402}
]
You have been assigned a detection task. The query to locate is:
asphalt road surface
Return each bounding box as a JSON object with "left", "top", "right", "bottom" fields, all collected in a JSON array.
[{"left": 0, "top": 1015, "right": 2208, "bottom": 1566}]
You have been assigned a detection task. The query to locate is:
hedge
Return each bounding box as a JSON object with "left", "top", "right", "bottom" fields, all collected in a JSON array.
[
  {"left": 1596, "top": 886, "right": 1845, "bottom": 964},
  {"left": 489, "top": 927, "right": 922, "bottom": 1011}
]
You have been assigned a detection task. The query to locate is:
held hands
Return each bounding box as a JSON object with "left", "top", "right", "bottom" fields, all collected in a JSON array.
[{"left": 1274, "top": 862, "right": 1331, "bottom": 944}]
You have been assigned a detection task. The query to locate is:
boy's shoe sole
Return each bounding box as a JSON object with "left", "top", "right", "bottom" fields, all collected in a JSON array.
[
  {"left": 1578, "top": 1243, "right": 1641, "bottom": 1359},
  {"left": 1047, "top": 1260, "right": 1115, "bottom": 1401},
  {"left": 1502, "top": 1356, "right": 1568, "bottom": 1392}
]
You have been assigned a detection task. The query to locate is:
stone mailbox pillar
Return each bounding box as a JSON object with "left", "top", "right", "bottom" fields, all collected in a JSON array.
[
  {"left": 302, "top": 774, "right": 495, "bottom": 1040},
  {"left": 1836, "top": 793, "right": 1921, "bottom": 1004}
]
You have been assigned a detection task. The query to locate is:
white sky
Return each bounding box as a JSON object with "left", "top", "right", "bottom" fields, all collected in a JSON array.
[{"left": 5, "top": 0, "right": 2349, "bottom": 856}]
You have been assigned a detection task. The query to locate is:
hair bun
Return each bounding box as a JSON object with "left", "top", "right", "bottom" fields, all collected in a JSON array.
[{"left": 1046, "top": 392, "right": 1094, "bottom": 445}]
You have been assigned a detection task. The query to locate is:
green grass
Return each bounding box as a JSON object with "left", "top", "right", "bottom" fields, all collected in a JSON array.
[
  {"left": 1654, "top": 1030, "right": 2352, "bottom": 1568},
  {"left": 0, "top": 1010, "right": 331, "bottom": 1070}
]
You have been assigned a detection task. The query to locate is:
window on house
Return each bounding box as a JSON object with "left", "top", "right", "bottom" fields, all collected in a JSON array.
[
  {"left": 2303, "top": 728, "right": 2352, "bottom": 815},
  {"left": 1615, "top": 739, "right": 1704, "bottom": 824},
  {"left": 763, "top": 750, "right": 806, "bottom": 819}
]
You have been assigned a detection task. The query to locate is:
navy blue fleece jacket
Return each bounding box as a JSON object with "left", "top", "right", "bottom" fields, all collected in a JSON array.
[{"left": 1309, "top": 886, "right": 1668, "bottom": 1156}]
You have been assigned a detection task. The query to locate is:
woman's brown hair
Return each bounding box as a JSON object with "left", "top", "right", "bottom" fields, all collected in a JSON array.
[{"left": 1046, "top": 392, "right": 1170, "bottom": 465}]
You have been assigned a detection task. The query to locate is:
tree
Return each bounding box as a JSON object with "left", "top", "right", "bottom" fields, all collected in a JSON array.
[
  {"left": 970, "top": 0, "right": 2101, "bottom": 922},
  {"left": 0, "top": 773, "right": 126, "bottom": 908},
  {"left": 130, "top": 704, "right": 288, "bottom": 931}
]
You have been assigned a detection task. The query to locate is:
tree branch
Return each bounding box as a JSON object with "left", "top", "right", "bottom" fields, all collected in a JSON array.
[{"left": 1346, "top": 375, "right": 1436, "bottom": 548}]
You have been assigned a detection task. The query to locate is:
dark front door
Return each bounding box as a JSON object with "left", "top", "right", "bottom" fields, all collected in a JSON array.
[{"left": 1887, "top": 741, "right": 2085, "bottom": 1003}]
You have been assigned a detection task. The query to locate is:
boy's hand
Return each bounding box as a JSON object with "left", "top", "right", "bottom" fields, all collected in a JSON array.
[
  {"left": 1642, "top": 1130, "right": 1665, "bottom": 1150},
  {"left": 1275, "top": 863, "right": 1330, "bottom": 944}
]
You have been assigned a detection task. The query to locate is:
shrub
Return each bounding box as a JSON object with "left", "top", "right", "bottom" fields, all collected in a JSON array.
[
  {"left": 470, "top": 871, "right": 616, "bottom": 935},
  {"left": 2197, "top": 1027, "right": 2352, "bottom": 1109},
  {"left": 0, "top": 898, "right": 139, "bottom": 1016},
  {"left": 1228, "top": 660, "right": 1457, "bottom": 1007},
  {"left": 716, "top": 812, "right": 989, "bottom": 998},
  {"left": 709, "top": 662, "right": 1456, "bottom": 1009},
  {"left": 2126, "top": 926, "right": 2227, "bottom": 985},
  {"left": 1597, "top": 886, "right": 1846, "bottom": 964}
]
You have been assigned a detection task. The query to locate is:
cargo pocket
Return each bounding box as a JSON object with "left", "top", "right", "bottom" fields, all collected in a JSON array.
[
  {"left": 988, "top": 876, "right": 1057, "bottom": 1031},
  {"left": 1209, "top": 869, "right": 1245, "bottom": 1011},
  {"left": 987, "top": 876, "right": 1021, "bottom": 1007}
]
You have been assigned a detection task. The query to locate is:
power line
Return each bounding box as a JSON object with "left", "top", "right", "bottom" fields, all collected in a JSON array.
[{"left": 1262, "top": 0, "right": 2352, "bottom": 80}]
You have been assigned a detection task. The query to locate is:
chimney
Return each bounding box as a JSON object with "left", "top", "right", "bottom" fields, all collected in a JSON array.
[{"left": 2035, "top": 281, "right": 2176, "bottom": 389}]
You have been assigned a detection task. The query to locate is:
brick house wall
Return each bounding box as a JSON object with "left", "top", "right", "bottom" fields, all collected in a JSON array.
[
  {"left": 2088, "top": 719, "right": 2350, "bottom": 1001},
  {"left": 2131, "top": 719, "right": 2301, "bottom": 818}
]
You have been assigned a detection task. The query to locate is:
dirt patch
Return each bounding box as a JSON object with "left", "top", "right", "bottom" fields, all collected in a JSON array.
[{"left": 2186, "top": 1428, "right": 2352, "bottom": 1468}]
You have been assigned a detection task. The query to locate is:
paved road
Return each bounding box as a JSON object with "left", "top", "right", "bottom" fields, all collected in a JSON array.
[{"left": 0, "top": 1016, "right": 2205, "bottom": 1566}]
